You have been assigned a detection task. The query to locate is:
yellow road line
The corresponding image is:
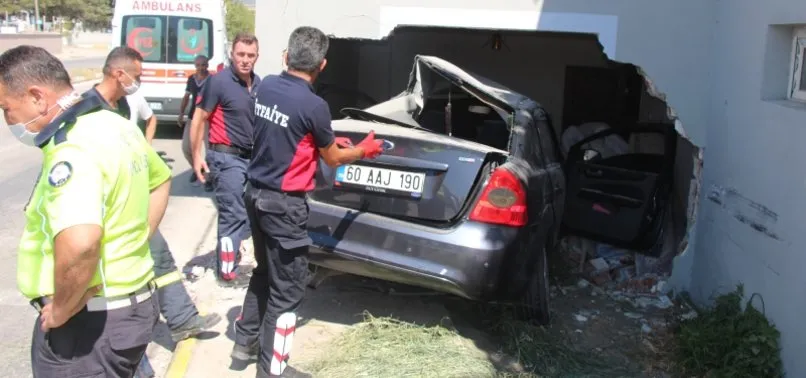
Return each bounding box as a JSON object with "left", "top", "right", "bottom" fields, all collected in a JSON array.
[{"left": 163, "top": 309, "right": 205, "bottom": 378}]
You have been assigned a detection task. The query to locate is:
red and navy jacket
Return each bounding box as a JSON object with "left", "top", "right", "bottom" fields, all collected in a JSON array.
[
  {"left": 196, "top": 65, "right": 261, "bottom": 152},
  {"left": 247, "top": 71, "right": 335, "bottom": 193}
]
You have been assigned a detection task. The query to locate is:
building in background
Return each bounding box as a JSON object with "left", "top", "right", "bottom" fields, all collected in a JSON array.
[{"left": 255, "top": 0, "right": 806, "bottom": 375}]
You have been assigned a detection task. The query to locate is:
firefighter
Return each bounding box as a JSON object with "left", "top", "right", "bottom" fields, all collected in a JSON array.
[
  {"left": 189, "top": 32, "right": 262, "bottom": 288},
  {"left": 231, "top": 26, "right": 384, "bottom": 377}
]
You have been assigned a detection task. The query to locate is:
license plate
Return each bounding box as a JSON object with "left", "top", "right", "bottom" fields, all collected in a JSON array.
[
  {"left": 335, "top": 165, "right": 425, "bottom": 196},
  {"left": 148, "top": 102, "right": 162, "bottom": 111}
]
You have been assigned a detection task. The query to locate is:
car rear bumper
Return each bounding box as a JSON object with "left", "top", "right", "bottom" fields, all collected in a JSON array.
[
  {"left": 144, "top": 96, "right": 184, "bottom": 121},
  {"left": 307, "top": 199, "right": 521, "bottom": 300}
]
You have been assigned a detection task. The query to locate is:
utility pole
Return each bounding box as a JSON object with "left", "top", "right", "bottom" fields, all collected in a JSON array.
[{"left": 33, "top": 0, "right": 41, "bottom": 32}]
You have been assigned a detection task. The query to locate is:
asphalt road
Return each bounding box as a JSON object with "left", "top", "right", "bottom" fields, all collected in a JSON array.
[
  {"left": 61, "top": 57, "right": 106, "bottom": 71},
  {"left": 0, "top": 80, "right": 96, "bottom": 377}
]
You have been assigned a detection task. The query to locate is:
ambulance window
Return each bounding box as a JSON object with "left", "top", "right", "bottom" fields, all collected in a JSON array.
[
  {"left": 168, "top": 17, "right": 213, "bottom": 64},
  {"left": 121, "top": 16, "right": 166, "bottom": 63}
]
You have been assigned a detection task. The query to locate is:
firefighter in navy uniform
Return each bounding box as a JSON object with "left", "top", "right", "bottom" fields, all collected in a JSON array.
[{"left": 230, "top": 26, "right": 384, "bottom": 377}]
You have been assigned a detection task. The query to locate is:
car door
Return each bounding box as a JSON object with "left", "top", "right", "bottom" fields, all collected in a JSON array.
[{"left": 561, "top": 124, "right": 677, "bottom": 254}]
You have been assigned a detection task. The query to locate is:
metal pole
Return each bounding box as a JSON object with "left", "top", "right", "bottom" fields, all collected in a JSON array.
[{"left": 33, "top": 0, "right": 41, "bottom": 32}]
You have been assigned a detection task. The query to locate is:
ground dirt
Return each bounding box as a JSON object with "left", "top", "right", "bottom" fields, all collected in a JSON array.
[{"left": 176, "top": 240, "right": 682, "bottom": 378}]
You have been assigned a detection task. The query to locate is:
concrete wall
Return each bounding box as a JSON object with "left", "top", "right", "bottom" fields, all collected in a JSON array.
[
  {"left": 692, "top": 1, "right": 806, "bottom": 376},
  {"left": 255, "top": 0, "right": 713, "bottom": 146},
  {"left": 0, "top": 33, "right": 62, "bottom": 55}
]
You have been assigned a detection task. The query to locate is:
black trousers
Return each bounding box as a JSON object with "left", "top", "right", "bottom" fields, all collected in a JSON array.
[
  {"left": 149, "top": 229, "right": 198, "bottom": 330},
  {"left": 235, "top": 185, "right": 312, "bottom": 376},
  {"left": 31, "top": 296, "right": 159, "bottom": 378}
]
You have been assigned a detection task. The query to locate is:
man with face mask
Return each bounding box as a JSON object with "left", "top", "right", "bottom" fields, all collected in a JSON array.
[
  {"left": 84, "top": 46, "right": 223, "bottom": 344},
  {"left": 232, "top": 26, "right": 384, "bottom": 377},
  {"left": 189, "top": 32, "right": 261, "bottom": 288},
  {"left": 0, "top": 45, "right": 170, "bottom": 376}
]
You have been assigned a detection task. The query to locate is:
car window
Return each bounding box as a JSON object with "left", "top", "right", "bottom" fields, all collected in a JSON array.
[
  {"left": 122, "top": 15, "right": 165, "bottom": 63},
  {"left": 122, "top": 15, "right": 213, "bottom": 64}
]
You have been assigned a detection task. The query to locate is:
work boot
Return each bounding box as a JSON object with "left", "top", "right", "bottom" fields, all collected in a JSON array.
[
  {"left": 231, "top": 341, "right": 259, "bottom": 362},
  {"left": 170, "top": 313, "right": 223, "bottom": 342},
  {"left": 269, "top": 366, "right": 312, "bottom": 378},
  {"left": 217, "top": 273, "right": 251, "bottom": 289},
  {"left": 217, "top": 265, "right": 252, "bottom": 288}
]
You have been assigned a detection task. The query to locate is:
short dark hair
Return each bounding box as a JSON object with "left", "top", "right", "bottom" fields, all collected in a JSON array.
[
  {"left": 0, "top": 45, "right": 72, "bottom": 95},
  {"left": 103, "top": 46, "right": 144, "bottom": 76},
  {"left": 286, "top": 26, "right": 329, "bottom": 73},
  {"left": 194, "top": 55, "right": 209, "bottom": 64},
  {"left": 232, "top": 32, "right": 258, "bottom": 50}
]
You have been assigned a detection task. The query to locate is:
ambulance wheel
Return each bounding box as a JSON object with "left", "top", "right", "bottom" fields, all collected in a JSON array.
[{"left": 515, "top": 242, "right": 551, "bottom": 326}]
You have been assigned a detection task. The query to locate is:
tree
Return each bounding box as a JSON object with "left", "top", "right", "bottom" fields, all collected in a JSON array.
[
  {"left": 0, "top": 0, "right": 112, "bottom": 30},
  {"left": 223, "top": 0, "right": 254, "bottom": 40}
]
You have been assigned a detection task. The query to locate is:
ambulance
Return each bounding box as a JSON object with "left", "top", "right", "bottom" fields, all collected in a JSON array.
[{"left": 111, "top": 0, "right": 230, "bottom": 121}]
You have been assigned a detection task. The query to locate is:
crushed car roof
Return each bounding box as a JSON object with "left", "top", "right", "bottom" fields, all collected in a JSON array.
[{"left": 408, "top": 55, "right": 543, "bottom": 116}]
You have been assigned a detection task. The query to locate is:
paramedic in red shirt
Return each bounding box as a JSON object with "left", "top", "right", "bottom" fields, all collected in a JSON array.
[{"left": 230, "top": 26, "right": 384, "bottom": 377}]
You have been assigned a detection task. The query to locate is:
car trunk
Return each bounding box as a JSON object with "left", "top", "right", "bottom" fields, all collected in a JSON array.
[{"left": 310, "top": 57, "right": 515, "bottom": 224}]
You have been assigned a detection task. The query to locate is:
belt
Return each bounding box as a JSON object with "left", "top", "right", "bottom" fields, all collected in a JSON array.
[
  {"left": 209, "top": 143, "right": 251, "bottom": 159},
  {"left": 30, "top": 281, "right": 156, "bottom": 313},
  {"left": 246, "top": 181, "right": 307, "bottom": 198}
]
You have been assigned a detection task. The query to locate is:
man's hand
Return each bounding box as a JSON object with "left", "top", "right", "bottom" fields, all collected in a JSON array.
[
  {"left": 356, "top": 130, "right": 384, "bottom": 159},
  {"left": 193, "top": 153, "right": 210, "bottom": 183},
  {"left": 40, "top": 285, "right": 101, "bottom": 331},
  {"left": 177, "top": 114, "right": 185, "bottom": 128}
]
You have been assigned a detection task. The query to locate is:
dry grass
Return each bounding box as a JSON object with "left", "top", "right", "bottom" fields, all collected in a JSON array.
[
  {"left": 488, "top": 315, "right": 640, "bottom": 378},
  {"left": 299, "top": 312, "right": 498, "bottom": 378}
]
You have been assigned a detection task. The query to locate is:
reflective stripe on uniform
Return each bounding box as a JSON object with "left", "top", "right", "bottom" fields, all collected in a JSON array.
[{"left": 153, "top": 270, "right": 183, "bottom": 288}]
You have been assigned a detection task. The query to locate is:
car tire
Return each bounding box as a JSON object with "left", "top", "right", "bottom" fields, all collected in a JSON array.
[{"left": 516, "top": 242, "right": 551, "bottom": 326}]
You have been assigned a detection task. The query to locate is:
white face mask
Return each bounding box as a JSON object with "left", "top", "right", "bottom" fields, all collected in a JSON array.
[
  {"left": 9, "top": 92, "right": 81, "bottom": 147},
  {"left": 122, "top": 71, "right": 140, "bottom": 95}
]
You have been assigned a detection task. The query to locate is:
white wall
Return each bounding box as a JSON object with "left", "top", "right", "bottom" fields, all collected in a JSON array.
[{"left": 693, "top": 1, "right": 806, "bottom": 376}]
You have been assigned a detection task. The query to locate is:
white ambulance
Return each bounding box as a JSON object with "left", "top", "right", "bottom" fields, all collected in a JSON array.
[{"left": 111, "top": 0, "right": 230, "bottom": 121}]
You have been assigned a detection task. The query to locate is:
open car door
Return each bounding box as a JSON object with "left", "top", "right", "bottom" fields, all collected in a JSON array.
[{"left": 562, "top": 124, "right": 677, "bottom": 255}]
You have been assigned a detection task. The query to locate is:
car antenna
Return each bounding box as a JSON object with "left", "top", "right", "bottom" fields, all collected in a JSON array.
[{"left": 444, "top": 88, "right": 452, "bottom": 136}]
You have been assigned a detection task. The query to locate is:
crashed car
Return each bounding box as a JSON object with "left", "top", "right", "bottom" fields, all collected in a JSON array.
[
  {"left": 305, "top": 55, "right": 561, "bottom": 324},
  {"left": 306, "top": 55, "right": 677, "bottom": 325}
]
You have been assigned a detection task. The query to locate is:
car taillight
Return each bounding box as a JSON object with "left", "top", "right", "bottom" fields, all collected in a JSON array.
[{"left": 469, "top": 167, "right": 527, "bottom": 227}]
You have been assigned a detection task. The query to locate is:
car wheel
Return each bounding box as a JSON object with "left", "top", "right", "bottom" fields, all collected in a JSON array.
[{"left": 516, "top": 242, "right": 551, "bottom": 326}]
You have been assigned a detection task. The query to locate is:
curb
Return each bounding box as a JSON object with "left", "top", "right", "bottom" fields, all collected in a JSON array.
[
  {"left": 163, "top": 311, "right": 203, "bottom": 378},
  {"left": 163, "top": 213, "right": 219, "bottom": 378}
]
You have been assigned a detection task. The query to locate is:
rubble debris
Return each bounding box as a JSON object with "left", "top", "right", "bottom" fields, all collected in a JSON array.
[
  {"left": 559, "top": 235, "right": 675, "bottom": 298},
  {"left": 182, "top": 265, "right": 208, "bottom": 281}
]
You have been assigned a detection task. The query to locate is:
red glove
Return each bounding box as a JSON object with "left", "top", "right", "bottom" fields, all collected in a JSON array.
[
  {"left": 356, "top": 130, "right": 384, "bottom": 159},
  {"left": 335, "top": 136, "right": 354, "bottom": 148}
]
